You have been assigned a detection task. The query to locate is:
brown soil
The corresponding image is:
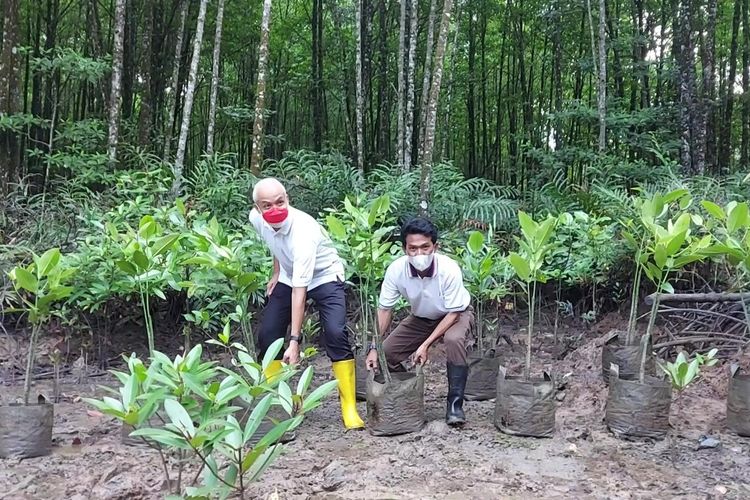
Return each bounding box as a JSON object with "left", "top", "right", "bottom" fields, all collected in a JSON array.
[{"left": 2, "top": 325, "right": 750, "bottom": 500}]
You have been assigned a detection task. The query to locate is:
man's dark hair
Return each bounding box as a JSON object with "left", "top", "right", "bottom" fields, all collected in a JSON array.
[{"left": 400, "top": 217, "right": 438, "bottom": 245}]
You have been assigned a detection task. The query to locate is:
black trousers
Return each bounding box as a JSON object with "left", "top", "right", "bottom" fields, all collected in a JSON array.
[{"left": 257, "top": 280, "right": 353, "bottom": 362}]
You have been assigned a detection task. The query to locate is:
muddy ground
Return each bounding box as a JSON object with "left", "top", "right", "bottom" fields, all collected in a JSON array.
[{"left": 1, "top": 319, "right": 750, "bottom": 500}]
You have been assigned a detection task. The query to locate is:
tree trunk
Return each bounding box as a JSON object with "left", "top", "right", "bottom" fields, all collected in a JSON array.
[
  {"left": 419, "top": 0, "right": 454, "bottom": 214},
  {"left": 676, "top": 0, "right": 697, "bottom": 173},
  {"left": 0, "top": 0, "right": 21, "bottom": 196},
  {"left": 742, "top": 0, "right": 750, "bottom": 167},
  {"left": 467, "top": 4, "right": 476, "bottom": 176},
  {"left": 597, "top": 0, "right": 606, "bottom": 151},
  {"left": 355, "top": 0, "right": 365, "bottom": 174},
  {"left": 137, "top": 0, "right": 154, "bottom": 147},
  {"left": 250, "top": 0, "right": 273, "bottom": 175},
  {"left": 311, "top": 0, "right": 324, "bottom": 151},
  {"left": 207, "top": 0, "right": 226, "bottom": 156},
  {"left": 418, "top": 0, "right": 438, "bottom": 162},
  {"left": 396, "top": 0, "right": 407, "bottom": 166},
  {"left": 163, "top": 0, "right": 189, "bottom": 161},
  {"left": 695, "top": 0, "right": 717, "bottom": 173},
  {"left": 107, "top": 0, "right": 127, "bottom": 168},
  {"left": 403, "top": 0, "right": 418, "bottom": 170},
  {"left": 375, "top": 0, "right": 389, "bottom": 159},
  {"left": 718, "top": 0, "right": 742, "bottom": 171},
  {"left": 172, "top": 0, "right": 209, "bottom": 195}
]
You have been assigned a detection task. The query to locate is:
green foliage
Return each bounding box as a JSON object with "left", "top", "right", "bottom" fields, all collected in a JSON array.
[
  {"left": 658, "top": 349, "right": 718, "bottom": 393},
  {"left": 85, "top": 338, "right": 337, "bottom": 498},
  {"left": 325, "top": 194, "right": 397, "bottom": 350},
  {"left": 508, "top": 212, "right": 558, "bottom": 379},
  {"left": 6, "top": 248, "right": 76, "bottom": 404},
  {"left": 453, "top": 230, "right": 512, "bottom": 349}
]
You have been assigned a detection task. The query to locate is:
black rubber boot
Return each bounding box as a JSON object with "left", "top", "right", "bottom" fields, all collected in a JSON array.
[{"left": 446, "top": 363, "right": 468, "bottom": 426}]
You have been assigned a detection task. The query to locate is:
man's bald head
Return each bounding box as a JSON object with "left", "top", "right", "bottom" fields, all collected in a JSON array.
[{"left": 252, "top": 177, "right": 287, "bottom": 203}]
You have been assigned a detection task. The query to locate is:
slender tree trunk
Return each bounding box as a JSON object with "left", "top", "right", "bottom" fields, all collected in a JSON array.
[
  {"left": 597, "top": 0, "right": 607, "bottom": 151},
  {"left": 0, "top": 0, "right": 21, "bottom": 196},
  {"left": 311, "top": 0, "right": 324, "bottom": 151},
  {"left": 207, "top": 0, "right": 226, "bottom": 155},
  {"left": 375, "top": 0, "right": 389, "bottom": 158},
  {"left": 172, "top": 0, "right": 209, "bottom": 195},
  {"left": 137, "top": 1, "right": 154, "bottom": 147},
  {"left": 403, "top": 0, "right": 418, "bottom": 169},
  {"left": 163, "top": 0, "right": 189, "bottom": 161},
  {"left": 355, "top": 0, "right": 365, "bottom": 174},
  {"left": 741, "top": 0, "right": 749, "bottom": 167},
  {"left": 467, "top": 5, "right": 476, "bottom": 176},
  {"left": 418, "top": 0, "right": 438, "bottom": 162},
  {"left": 419, "top": 0, "right": 454, "bottom": 214},
  {"left": 396, "top": 0, "right": 407, "bottom": 166},
  {"left": 675, "top": 0, "right": 697, "bottom": 173},
  {"left": 719, "top": 0, "right": 742, "bottom": 171},
  {"left": 440, "top": 4, "right": 460, "bottom": 160},
  {"left": 696, "top": 0, "right": 717, "bottom": 172},
  {"left": 552, "top": 0, "right": 563, "bottom": 150},
  {"left": 107, "top": 0, "right": 127, "bottom": 168},
  {"left": 250, "top": 0, "right": 273, "bottom": 175}
]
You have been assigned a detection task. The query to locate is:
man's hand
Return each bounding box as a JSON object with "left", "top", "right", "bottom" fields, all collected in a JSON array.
[
  {"left": 266, "top": 275, "right": 279, "bottom": 296},
  {"left": 282, "top": 342, "right": 300, "bottom": 365},
  {"left": 411, "top": 344, "right": 429, "bottom": 366},
  {"left": 366, "top": 349, "right": 379, "bottom": 371}
]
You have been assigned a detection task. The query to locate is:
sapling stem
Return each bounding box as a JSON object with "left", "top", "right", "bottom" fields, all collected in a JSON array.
[
  {"left": 626, "top": 254, "right": 643, "bottom": 345},
  {"left": 525, "top": 281, "right": 537, "bottom": 381},
  {"left": 639, "top": 294, "right": 659, "bottom": 383},
  {"left": 23, "top": 324, "right": 40, "bottom": 405}
]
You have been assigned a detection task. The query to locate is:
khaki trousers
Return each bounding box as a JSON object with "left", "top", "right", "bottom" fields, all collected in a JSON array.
[{"left": 382, "top": 308, "right": 474, "bottom": 370}]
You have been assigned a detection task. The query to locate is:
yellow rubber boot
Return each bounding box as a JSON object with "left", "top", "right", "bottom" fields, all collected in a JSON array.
[
  {"left": 331, "top": 359, "right": 365, "bottom": 430},
  {"left": 263, "top": 360, "right": 284, "bottom": 384}
]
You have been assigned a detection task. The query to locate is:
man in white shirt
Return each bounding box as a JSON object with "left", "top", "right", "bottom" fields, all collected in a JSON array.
[
  {"left": 249, "top": 178, "right": 364, "bottom": 430},
  {"left": 366, "top": 217, "right": 474, "bottom": 425}
]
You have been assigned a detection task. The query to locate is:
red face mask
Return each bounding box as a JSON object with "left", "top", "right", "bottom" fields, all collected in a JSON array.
[{"left": 262, "top": 207, "right": 288, "bottom": 225}]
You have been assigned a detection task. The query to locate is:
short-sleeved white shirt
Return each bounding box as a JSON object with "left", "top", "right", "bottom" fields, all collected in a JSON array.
[
  {"left": 249, "top": 206, "right": 344, "bottom": 290},
  {"left": 378, "top": 253, "right": 471, "bottom": 319}
]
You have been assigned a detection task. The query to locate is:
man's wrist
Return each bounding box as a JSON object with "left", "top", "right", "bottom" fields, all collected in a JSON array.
[{"left": 289, "top": 334, "right": 301, "bottom": 344}]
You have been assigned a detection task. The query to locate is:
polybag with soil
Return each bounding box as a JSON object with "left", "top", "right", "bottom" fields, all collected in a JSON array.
[
  {"left": 727, "top": 365, "right": 750, "bottom": 437},
  {"left": 604, "top": 363, "right": 672, "bottom": 440},
  {"left": 366, "top": 366, "right": 425, "bottom": 436},
  {"left": 465, "top": 348, "right": 501, "bottom": 401},
  {"left": 494, "top": 366, "right": 556, "bottom": 438},
  {"left": 601, "top": 331, "right": 655, "bottom": 384},
  {"left": 0, "top": 396, "right": 54, "bottom": 459}
]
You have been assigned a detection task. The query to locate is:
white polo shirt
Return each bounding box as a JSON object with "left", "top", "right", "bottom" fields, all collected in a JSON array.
[
  {"left": 249, "top": 206, "right": 345, "bottom": 290},
  {"left": 378, "top": 253, "right": 471, "bottom": 320}
]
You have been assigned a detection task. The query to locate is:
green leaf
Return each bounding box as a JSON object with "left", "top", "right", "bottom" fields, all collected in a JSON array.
[
  {"left": 302, "top": 380, "right": 338, "bottom": 413},
  {"left": 277, "top": 381, "right": 293, "bottom": 415},
  {"left": 130, "top": 428, "right": 190, "bottom": 449},
  {"left": 326, "top": 216, "right": 347, "bottom": 240},
  {"left": 10, "top": 267, "right": 38, "bottom": 293},
  {"left": 508, "top": 253, "right": 530, "bottom": 282},
  {"left": 518, "top": 211, "right": 537, "bottom": 241},
  {"left": 132, "top": 250, "right": 149, "bottom": 271},
  {"left": 36, "top": 248, "right": 61, "bottom": 278},
  {"left": 701, "top": 200, "right": 725, "bottom": 220},
  {"left": 654, "top": 244, "right": 667, "bottom": 269},
  {"left": 728, "top": 202, "right": 750, "bottom": 233},
  {"left": 116, "top": 260, "right": 137, "bottom": 276},
  {"left": 296, "top": 366, "right": 314, "bottom": 395},
  {"left": 242, "top": 394, "right": 274, "bottom": 442},
  {"left": 164, "top": 399, "right": 195, "bottom": 438},
  {"left": 467, "top": 231, "right": 485, "bottom": 254},
  {"left": 152, "top": 234, "right": 181, "bottom": 257}
]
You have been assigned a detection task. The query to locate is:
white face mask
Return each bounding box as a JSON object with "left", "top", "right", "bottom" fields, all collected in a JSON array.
[{"left": 408, "top": 253, "right": 434, "bottom": 272}]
